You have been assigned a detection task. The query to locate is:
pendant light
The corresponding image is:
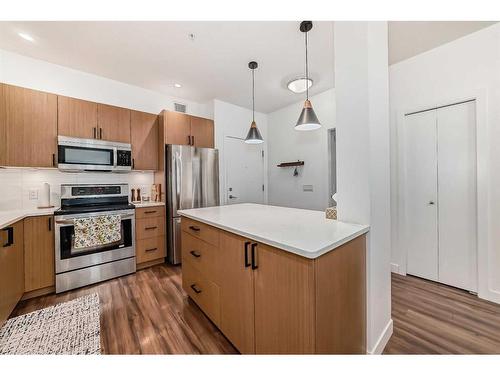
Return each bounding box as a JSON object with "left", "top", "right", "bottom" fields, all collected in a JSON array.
[
  {"left": 295, "top": 21, "right": 321, "bottom": 131},
  {"left": 245, "top": 61, "right": 264, "bottom": 144}
]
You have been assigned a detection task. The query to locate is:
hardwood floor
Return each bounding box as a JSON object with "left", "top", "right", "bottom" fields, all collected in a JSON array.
[
  {"left": 11, "top": 264, "right": 237, "bottom": 354},
  {"left": 384, "top": 273, "right": 500, "bottom": 354},
  {"left": 11, "top": 266, "right": 500, "bottom": 354}
]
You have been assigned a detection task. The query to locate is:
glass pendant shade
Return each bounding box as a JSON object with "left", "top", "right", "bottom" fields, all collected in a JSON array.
[
  {"left": 245, "top": 121, "right": 264, "bottom": 144},
  {"left": 295, "top": 99, "right": 321, "bottom": 131}
]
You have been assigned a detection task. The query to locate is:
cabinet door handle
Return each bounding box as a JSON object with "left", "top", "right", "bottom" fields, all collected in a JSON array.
[
  {"left": 189, "top": 225, "right": 200, "bottom": 232},
  {"left": 99, "top": 128, "right": 103, "bottom": 139},
  {"left": 244, "top": 241, "right": 251, "bottom": 267},
  {"left": 93, "top": 127, "right": 96, "bottom": 139},
  {"left": 190, "top": 284, "right": 202, "bottom": 294},
  {"left": 2, "top": 227, "right": 13, "bottom": 247},
  {"left": 187, "top": 135, "right": 191, "bottom": 145},
  {"left": 144, "top": 210, "right": 157, "bottom": 214},
  {"left": 48, "top": 217, "right": 52, "bottom": 231},
  {"left": 191, "top": 135, "right": 195, "bottom": 145},
  {"left": 52, "top": 153, "right": 56, "bottom": 167},
  {"left": 145, "top": 247, "right": 157, "bottom": 252},
  {"left": 145, "top": 226, "right": 157, "bottom": 230},
  {"left": 132, "top": 158, "right": 135, "bottom": 169},
  {"left": 190, "top": 250, "right": 201, "bottom": 258},
  {"left": 251, "top": 243, "right": 258, "bottom": 270}
]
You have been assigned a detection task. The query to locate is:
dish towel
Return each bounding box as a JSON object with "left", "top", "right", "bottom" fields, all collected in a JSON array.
[{"left": 74, "top": 215, "right": 122, "bottom": 249}]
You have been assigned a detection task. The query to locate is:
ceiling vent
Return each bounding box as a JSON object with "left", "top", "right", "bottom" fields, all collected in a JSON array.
[{"left": 174, "top": 102, "right": 187, "bottom": 113}]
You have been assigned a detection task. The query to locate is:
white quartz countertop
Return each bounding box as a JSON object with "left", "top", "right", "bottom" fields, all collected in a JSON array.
[
  {"left": 0, "top": 207, "right": 59, "bottom": 229},
  {"left": 133, "top": 202, "right": 165, "bottom": 208},
  {"left": 178, "top": 203, "right": 369, "bottom": 259}
]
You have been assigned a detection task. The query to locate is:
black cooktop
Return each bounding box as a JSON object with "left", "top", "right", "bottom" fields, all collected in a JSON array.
[{"left": 54, "top": 203, "right": 136, "bottom": 216}]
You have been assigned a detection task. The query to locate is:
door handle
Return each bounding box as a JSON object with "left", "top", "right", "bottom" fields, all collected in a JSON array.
[
  {"left": 2, "top": 227, "right": 13, "bottom": 247},
  {"left": 48, "top": 217, "right": 52, "bottom": 231},
  {"left": 189, "top": 225, "right": 200, "bottom": 232},
  {"left": 52, "top": 153, "right": 56, "bottom": 167},
  {"left": 99, "top": 128, "right": 103, "bottom": 139},
  {"left": 190, "top": 284, "right": 202, "bottom": 294},
  {"left": 187, "top": 135, "right": 191, "bottom": 145},
  {"left": 251, "top": 243, "right": 258, "bottom": 270},
  {"left": 191, "top": 136, "right": 195, "bottom": 145},
  {"left": 145, "top": 226, "right": 157, "bottom": 230},
  {"left": 190, "top": 250, "right": 201, "bottom": 258},
  {"left": 244, "top": 241, "right": 251, "bottom": 267},
  {"left": 429, "top": 201, "right": 435, "bottom": 205},
  {"left": 132, "top": 158, "right": 135, "bottom": 169},
  {"left": 229, "top": 195, "right": 238, "bottom": 199},
  {"left": 93, "top": 127, "right": 96, "bottom": 139},
  {"left": 145, "top": 247, "right": 158, "bottom": 252}
]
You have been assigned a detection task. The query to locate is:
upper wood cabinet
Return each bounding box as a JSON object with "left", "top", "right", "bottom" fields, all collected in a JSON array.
[
  {"left": 58, "top": 96, "right": 98, "bottom": 139},
  {"left": 0, "top": 220, "right": 24, "bottom": 326},
  {"left": 0, "top": 84, "right": 57, "bottom": 167},
  {"left": 130, "top": 110, "right": 158, "bottom": 170},
  {"left": 24, "top": 216, "right": 55, "bottom": 293},
  {"left": 161, "top": 110, "right": 215, "bottom": 148},
  {"left": 97, "top": 103, "right": 131, "bottom": 143},
  {"left": 190, "top": 116, "right": 214, "bottom": 148}
]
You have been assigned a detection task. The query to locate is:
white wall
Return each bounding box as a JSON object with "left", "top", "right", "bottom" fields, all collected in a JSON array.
[
  {"left": 213, "top": 99, "right": 268, "bottom": 205},
  {"left": 0, "top": 49, "right": 213, "bottom": 118},
  {"left": 334, "top": 21, "right": 392, "bottom": 354},
  {"left": 267, "top": 89, "right": 335, "bottom": 211},
  {"left": 389, "top": 23, "right": 500, "bottom": 303}
]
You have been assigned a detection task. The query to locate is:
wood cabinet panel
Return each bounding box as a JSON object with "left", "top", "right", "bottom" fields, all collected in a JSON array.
[
  {"left": 218, "top": 231, "right": 255, "bottom": 354},
  {"left": 181, "top": 217, "right": 219, "bottom": 247},
  {"left": 136, "top": 236, "right": 165, "bottom": 264},
  {"left": 0, "top": 221, "right": 24, "bottom": 326},
  {"left": 164, "top": 111, "right": 191, "bottom": 145},
  {"left": 97, "top": 103, "right": 131, "bottom": 143},
  {"left": 58, "top": 96, "right": 98, "bottom": 139},
  {"left": 0, "top": 84, "right": 57, "bottom": 167},
  {"left": 131, "top": 111, "right": 158, "bottom": 170},
  {"left": 254, "top": 243, "right": 316, "bottom": 354},
  {"left": 24, "top": 216, "right": 55, "bottom": 293},
  {"left": 135, "top": 206, "right": 165, "bottom": 219},
  {"left": 181, "top": 232, "right": 218, "bottom": 283},
  {"left": 190, "top": 116, "right": 214, "bottom": 148},
  {"left": 136, "top": 217, "right": 165, "bottom": 240}
]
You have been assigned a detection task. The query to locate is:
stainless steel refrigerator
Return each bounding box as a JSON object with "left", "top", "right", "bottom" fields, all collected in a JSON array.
[{"left": 166, "top": 145, "right": 220, "bottom": 264}]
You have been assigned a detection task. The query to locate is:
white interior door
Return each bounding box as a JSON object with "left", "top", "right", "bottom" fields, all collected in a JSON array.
[
  {"left": 404, "top": 110, "right": 439, "bottom": 281},
  {"left": 437, "top": 101, "right": 477, "bottom": 292},
  {"left": 224, "top": 136, "right": 264, "bottom": 205}
]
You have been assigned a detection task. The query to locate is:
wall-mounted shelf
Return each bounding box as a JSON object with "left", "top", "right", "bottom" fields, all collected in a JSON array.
[{"left": 277, "top": 161, "right": 305, "bottom": 168}]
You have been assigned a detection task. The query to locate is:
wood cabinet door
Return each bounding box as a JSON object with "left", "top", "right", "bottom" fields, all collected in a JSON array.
[
  {"left": 0, "top": 221, "right": 24, "bottom": 326},
  {"left": 130, "top": 110, "right": 158, "bottom": 170},
  {"left": 0, "top": 84, "right": 57, "bottom": 167},
  {"left": 218, "top": 231, "right": 255, "bottom": 354},
  {"left": 190, "top": 116, "right": 214, "bottom": 148},
  {"left": 24, "top": 216, "right": 55, "bottom": 292},
  {"left": 165, "top": 111, "right": 191, "bottom": 145},
  {"left": 97, "top": 103, "right": 131, "bottom": 143},
  {"left": 253, "top": 243, "right": 316, "bottom": 354},
  {"left": 58, "top": 96, "right": 98, "bottom": 139}
]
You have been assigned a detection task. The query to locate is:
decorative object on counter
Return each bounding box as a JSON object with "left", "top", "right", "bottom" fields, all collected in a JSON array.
[
  {"left": 37, "top": 183, "right": 54, "bottom": 208},
  {"left": 295, "top": 21, "right": 322, "bottom": 131},
  {"left": 151, "top": 184, "right": 161, "bottom": 202},
  {"left": 131, "top": 188, "right": 137, "bottom": 202},
  {"left": 325, "top": 206, "right": 337, "bottom": 220},
  {"left": 0, "top": 293, "right": 100, "bottom": 355},
  {"left": 277, "top": 160, "right": 304, "bottom": 176},
  {"left": 131, "top": 188, "right": 142, "bottom": 203},
  {"left": 244, "top": 61, "right": 264, "bottom": 144},
  {"left": 140, "top": 195, "right": 150, "bottom": 203}
]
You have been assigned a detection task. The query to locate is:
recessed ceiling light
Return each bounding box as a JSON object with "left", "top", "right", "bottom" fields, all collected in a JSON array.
[
  {"left": 174, "top": 83, "right": 182, "bottom": 88},
  {"left": 287, "top": 77, "right": 313, "bottom": 94},
  {"left": 18, "top": 32, "right": 35, "bottom": 42}
]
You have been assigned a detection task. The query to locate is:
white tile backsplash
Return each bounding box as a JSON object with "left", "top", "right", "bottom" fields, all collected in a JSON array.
[{"left": 0, "top": 168, "right": 154, "bottom": 210}]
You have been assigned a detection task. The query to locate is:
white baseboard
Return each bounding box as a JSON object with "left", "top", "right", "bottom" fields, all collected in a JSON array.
[
  {"left": 390, "top": 263, "right": 399, "bottom": 274},
  {"left": 367, "top": 319, "right": 393, "bottom": 354},
  {"left": 479, "top": 288, "right": 500, "bottom": 305}
]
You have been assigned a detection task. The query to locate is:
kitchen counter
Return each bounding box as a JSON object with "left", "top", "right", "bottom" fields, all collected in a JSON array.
[
  {"left": 0, "top": 207, "right": 59, "bottom": 229},
  {"left": 178, "top": 203, "right": 369, "bottom": 259},
  {"left": 133, "top": 201, "right": 165, "bottom": 208}
]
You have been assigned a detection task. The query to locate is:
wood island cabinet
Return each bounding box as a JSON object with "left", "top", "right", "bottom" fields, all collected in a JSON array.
[
  {"left": 180, "top": 217, "right": 367, "bottom": 354},
  {"left": 0, "top": 84, "right": 57, "bottom": 167},
  {"left": 130, "top": 110, "right": 158, "bottom": 170}
]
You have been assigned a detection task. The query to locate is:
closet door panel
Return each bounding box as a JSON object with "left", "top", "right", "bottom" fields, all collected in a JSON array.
[
  {"left": 404, "top": 110, "right": 439, "bottom": 281},
  {"left": 437, "top": 101, "right": 477, "bottom": 292}
]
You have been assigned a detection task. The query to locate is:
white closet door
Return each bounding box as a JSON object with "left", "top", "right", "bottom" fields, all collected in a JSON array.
[
  {"left": 437, "top": 101, "right": 477, "bottom": 292},
  {"left": 404, "top": 110, "right": 439, "bottom": 281}
]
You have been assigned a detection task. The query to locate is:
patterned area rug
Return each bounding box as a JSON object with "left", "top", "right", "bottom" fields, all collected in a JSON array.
[{"left": 0, "top": 293, "right": 101, "bottom": 355}]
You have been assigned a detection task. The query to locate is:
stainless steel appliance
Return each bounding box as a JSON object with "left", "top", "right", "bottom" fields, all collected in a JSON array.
[
  {"left": 57, "top": 136, "right": 132, "bottom": 172},
  {"left": 54, "top": 184, "right": 136, "bottom": 293},
  {"left": 166, "top": 145, "right": 219, "bottom": 264}
]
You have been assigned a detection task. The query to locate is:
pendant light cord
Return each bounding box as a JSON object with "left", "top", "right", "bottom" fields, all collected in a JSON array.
[
  {"left": 252, "top": 68, "right": 255, "bottom": 122},
  {"left": 305, "top": 30, "right": 309, "bottom": 101}
]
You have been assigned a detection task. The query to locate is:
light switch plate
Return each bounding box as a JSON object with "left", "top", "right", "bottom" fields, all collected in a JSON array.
[
  {"left": 29, "top": 189, "right": 38, "bottom": 200},
  {"left": 303, "top": 185, "right": 313, "bottom": 192}
]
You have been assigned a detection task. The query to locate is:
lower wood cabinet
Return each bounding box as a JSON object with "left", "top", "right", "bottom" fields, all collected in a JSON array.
[
  {"left": 181, "top": 218, "right": 367, "bottom": 354},
  {"left": 0, "top": 220, "right": 24, "bottom": 326},
  {"left": 135, "top": 206, "right": 166, "bottom": 269},
  {"left": 24, "top": 215, "right": 55, "bottom": 293}
]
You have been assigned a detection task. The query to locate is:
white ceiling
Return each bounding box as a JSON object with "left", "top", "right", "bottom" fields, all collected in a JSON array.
[
  {"left": 388, "top": 21, "right": 497, "bottom": 64},
  {"left": 0, "top": 21, "right": 497, "bottom": 113},
  {"left": 0, "top": 21, "right": 334, "bottom": 113}
]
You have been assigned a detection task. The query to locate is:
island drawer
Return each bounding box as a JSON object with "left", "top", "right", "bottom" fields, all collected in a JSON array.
[
  {"left": 136, "top": 236, "right": 166, "bottom": 264},
  {"left": 136, "top": 206, "right": 165, "bottom": 219},
  {"left": 181, "top": 217, "right": 219, "bottom": 247},
  {"left": 136, "top": 217, "right": 165, "bottom": 240},
  {"left": 182, "top": 260, "right": 220, "bottom": 326},
  {"left": 182, "top": 232, "right": 218, "bottom": 283}
]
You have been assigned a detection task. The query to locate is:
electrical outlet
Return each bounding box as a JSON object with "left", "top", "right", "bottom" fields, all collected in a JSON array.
[
  {"left": 303, "top": 185, "right": 313, "bottom": 192},
  {"left": 29, "top": 189, "right": 38, "bottom": 200}
]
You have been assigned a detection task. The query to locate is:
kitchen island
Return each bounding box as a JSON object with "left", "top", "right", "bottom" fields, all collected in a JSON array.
[{"left": 178, "top": 203, "right": 369, "bottom": 354}]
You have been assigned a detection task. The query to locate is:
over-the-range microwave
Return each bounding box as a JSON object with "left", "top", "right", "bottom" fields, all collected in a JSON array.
[{"left": 57, "top": 136, "right": 132, "bottom": 173}]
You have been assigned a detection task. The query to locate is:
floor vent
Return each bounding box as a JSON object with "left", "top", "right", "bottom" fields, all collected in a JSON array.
[{"left": 174, "top": 102, "right": 187, "bottom": 113}]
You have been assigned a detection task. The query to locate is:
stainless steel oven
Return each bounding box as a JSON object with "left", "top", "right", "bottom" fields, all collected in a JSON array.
[
  {"left": 54, "top": 184, "right": 136, "bottom": 293},
  {"left": 57, "top": 136, "right": 132, "bottom": 172}
]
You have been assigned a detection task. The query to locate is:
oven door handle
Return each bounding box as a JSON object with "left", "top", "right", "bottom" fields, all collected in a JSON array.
[{"left": 55, "top": 213, "right": 135, "bottom": 225}]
